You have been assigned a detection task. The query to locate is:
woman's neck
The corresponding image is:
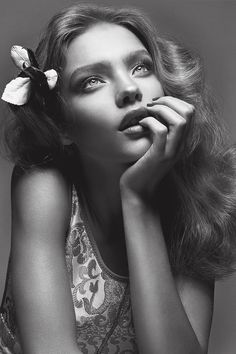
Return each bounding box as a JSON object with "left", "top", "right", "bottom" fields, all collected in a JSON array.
[{"left": 74, "top": 150, "right": 128, "bottom": 241}]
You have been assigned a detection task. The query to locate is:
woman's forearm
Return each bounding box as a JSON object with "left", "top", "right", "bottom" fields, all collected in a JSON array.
[{"left": 121, "top": 188, "right": 203, "bottom": 354}]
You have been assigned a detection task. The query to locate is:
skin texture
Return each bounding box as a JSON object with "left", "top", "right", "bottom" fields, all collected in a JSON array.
[
  {"left": 62, "top": 23, "right": 164, "bottom": 164},
  {"left": 11, "top": 167, "right": 81, "bottom": 354},
  {"left": 10, "top": 23, "right": 214, "bottom": 353}
]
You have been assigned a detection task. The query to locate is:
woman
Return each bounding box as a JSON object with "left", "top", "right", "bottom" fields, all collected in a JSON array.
[{"left": 0, "top": 3, "right": 236, "bottom": 353}]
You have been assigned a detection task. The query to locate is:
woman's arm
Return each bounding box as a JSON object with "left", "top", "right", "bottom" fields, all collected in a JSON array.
[
  {"left": 121, "top": 190, "right": 214, "bottom": 354},
  {"left": 120, "top": 96, "right": 214, "bottom": 354},
  {"left": 10, "top": 166, "right": 82, "bottom": 354}
]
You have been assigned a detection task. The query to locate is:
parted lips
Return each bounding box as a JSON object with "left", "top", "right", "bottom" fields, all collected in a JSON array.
[{"left": 118, "top": 107, "right": 149, "bottom": 131}]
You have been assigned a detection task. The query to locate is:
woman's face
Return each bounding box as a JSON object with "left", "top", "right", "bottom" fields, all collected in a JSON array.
[{"left": 62, "top": 22, "right": 164, "bottom": 164}]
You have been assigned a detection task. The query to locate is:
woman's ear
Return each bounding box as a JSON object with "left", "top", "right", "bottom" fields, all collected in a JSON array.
[{"left": 60, "top": 131, "right": 73, "bottom": 145}]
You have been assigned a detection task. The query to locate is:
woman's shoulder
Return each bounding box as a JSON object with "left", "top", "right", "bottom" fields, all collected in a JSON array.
[
  {"left": 11, "top": 164, "right": 72, "bottom": 233},
  {"left": 11, "top": 143, "right": 78, "bottom": 189}
]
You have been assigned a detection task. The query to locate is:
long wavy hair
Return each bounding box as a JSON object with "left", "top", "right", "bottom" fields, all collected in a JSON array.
[{"left": 2, "top": 3, "right": 236, "bottom": 281}]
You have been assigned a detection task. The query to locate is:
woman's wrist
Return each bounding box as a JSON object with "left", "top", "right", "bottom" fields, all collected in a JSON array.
[
  {"left": 120, "top": 184, "right": 161, "bottom": 224},
  {"left": 120, "top": 184, "right": 147, "bottom": 206},
  {"left": 120, "top": 182, "right": 159, "bottom": 211}
]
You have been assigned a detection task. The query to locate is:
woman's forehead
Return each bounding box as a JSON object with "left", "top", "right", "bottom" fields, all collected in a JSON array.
[{"left": 64, "top": 23, "right": 147, "bottom": 71}]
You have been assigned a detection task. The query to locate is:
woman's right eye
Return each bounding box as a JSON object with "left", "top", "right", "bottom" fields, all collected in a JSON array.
[{"left": 81, "top": 77, "right": 104, "bottom": 91}]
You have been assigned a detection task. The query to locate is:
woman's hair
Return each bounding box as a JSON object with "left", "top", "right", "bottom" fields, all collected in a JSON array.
[{"left": 2, "top": 3, "right": 236, "bottom": 281}]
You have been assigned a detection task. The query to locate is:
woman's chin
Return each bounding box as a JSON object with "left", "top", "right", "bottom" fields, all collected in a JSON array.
[{"left": 119, "top": 135, "right": 152, "bottom": 163}]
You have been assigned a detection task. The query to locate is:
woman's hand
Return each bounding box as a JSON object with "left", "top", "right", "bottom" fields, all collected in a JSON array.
[{"left": 120, "top": 96, "right": 195, "bottom": 200}]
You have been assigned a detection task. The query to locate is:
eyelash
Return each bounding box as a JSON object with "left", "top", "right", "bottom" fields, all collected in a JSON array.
[
  {"left": 132, "top": 60, "right": 153, "bottom": 75},
  {"left": 81, "top": 59, "right": 153, "bottom": 91}
]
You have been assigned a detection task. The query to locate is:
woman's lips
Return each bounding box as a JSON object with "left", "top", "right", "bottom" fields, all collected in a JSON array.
[
  {"left": 121, "top": 124, "right": 149, "bottom": 137},
  {"left": 118, "top": 107, "right": 149, "bottom": 131}
]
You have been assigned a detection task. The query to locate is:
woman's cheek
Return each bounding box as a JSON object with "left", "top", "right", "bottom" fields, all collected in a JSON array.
[
  {"left": 140, "top": 78, "right": 164, "bottom": 99},
  {"left": 69, "top": 100, "right": 108, "bottom": 131}
]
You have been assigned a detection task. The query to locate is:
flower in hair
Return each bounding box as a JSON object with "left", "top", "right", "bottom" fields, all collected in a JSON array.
[
  {"left": 11, "top": 45, "right": 31, "bottom": 70},
  {"left": 1, "top": 45, "right": 58, "bottom": 106}
]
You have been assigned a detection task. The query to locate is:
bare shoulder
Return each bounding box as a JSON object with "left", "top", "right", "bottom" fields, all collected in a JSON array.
[
  {"left": 10, "top": 166, "right": 81, "bottom": 354},
  {"left": 11, "top": 165, "right": 72, "bottom": 243},
  {"left": 11, "top": 164, "right": 71, "bottom": 205},
  {"left": 175, "top": 274, "right": 215, "bottom": 351}
]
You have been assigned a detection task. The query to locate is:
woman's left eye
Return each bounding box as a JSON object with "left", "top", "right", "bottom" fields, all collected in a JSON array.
[{"left": 133, "top": 63, "right": 151, "bottom": 75}]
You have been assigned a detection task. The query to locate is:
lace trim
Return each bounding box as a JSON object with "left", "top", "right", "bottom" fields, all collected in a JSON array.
[
  {"left": 97, "top": 283, "right": 129, "bottom": 353},
  {"left": 74, "top": 183, "right": 129, "bottom": 282},
  {"left": 0, "top": 314, "right": 15, "bottom": 341}
]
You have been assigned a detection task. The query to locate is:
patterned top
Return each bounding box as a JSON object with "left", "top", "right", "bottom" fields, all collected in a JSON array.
[{"left": 0, "top": 184, "right": 138, "bottom": 353}]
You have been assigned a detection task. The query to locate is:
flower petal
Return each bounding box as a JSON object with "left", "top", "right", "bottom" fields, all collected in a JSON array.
[
  {"left": 45, "top": 69, "right": 58, "bottom": 89},
  {"left": 11, "top": 45, "right": 31, "bottom": 70},
  {"left": 1, "top": 77, "right": 31, "bottom": 105}
]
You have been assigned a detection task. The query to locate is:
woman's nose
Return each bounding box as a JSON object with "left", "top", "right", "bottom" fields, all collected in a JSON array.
[{"left": 115, "top": 79, "right": 142, "bottom": 108}]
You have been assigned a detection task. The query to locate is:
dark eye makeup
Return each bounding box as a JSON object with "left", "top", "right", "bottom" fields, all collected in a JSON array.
[{"left": 72, "top": 55, "right": 154, "bottom": 93}]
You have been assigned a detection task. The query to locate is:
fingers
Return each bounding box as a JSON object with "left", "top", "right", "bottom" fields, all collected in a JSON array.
[
  {"left": 139, "top": 117, "right": 168, "bottom": 157},
  {"left": 147, "top": 96, "right": 195, "bottom": 119},
  {"left": 144, "top": 96, "right": 195, "bottom": 159},
  {"left": 145, "top": 106, "right": 186, "bottom": 159}
]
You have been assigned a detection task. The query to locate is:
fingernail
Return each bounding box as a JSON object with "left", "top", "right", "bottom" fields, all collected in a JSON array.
[
  {"left": 147, "top": 102, "right": 155, "bottom": 106},
  {"left": 152, "top": 96, "right": 160, "bottom": 101}
]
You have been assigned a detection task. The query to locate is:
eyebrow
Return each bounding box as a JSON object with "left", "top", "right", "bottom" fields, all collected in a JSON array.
[{"left": 69, "top": 49, "right": 151, "bottom": 83}]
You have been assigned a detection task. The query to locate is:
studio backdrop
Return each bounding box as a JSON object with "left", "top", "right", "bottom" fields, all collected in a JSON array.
[{"left": 0, "top": 1, "right": 236, "bottom": 353}]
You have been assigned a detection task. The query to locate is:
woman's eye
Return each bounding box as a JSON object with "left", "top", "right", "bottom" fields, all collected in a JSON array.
[
  {"left": 133, "top": 63, "right": 151, "bottom": 75},
  {"left": 82, "top": 77, "right": 104, "bottom": 90}
]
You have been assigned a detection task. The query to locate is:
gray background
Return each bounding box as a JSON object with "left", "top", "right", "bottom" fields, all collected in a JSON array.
[{"left": 0, "top": 1, "right": 236, "bottom": 353}]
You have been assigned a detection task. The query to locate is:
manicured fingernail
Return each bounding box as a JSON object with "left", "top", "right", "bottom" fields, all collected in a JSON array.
[{"left": 152, "top": 96, "right": 160, "bottom": 101}]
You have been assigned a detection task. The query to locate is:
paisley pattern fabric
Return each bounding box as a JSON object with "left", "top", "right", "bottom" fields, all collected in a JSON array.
[{"left": 0, "top": 184, "right": 138, "bottom": 353}]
